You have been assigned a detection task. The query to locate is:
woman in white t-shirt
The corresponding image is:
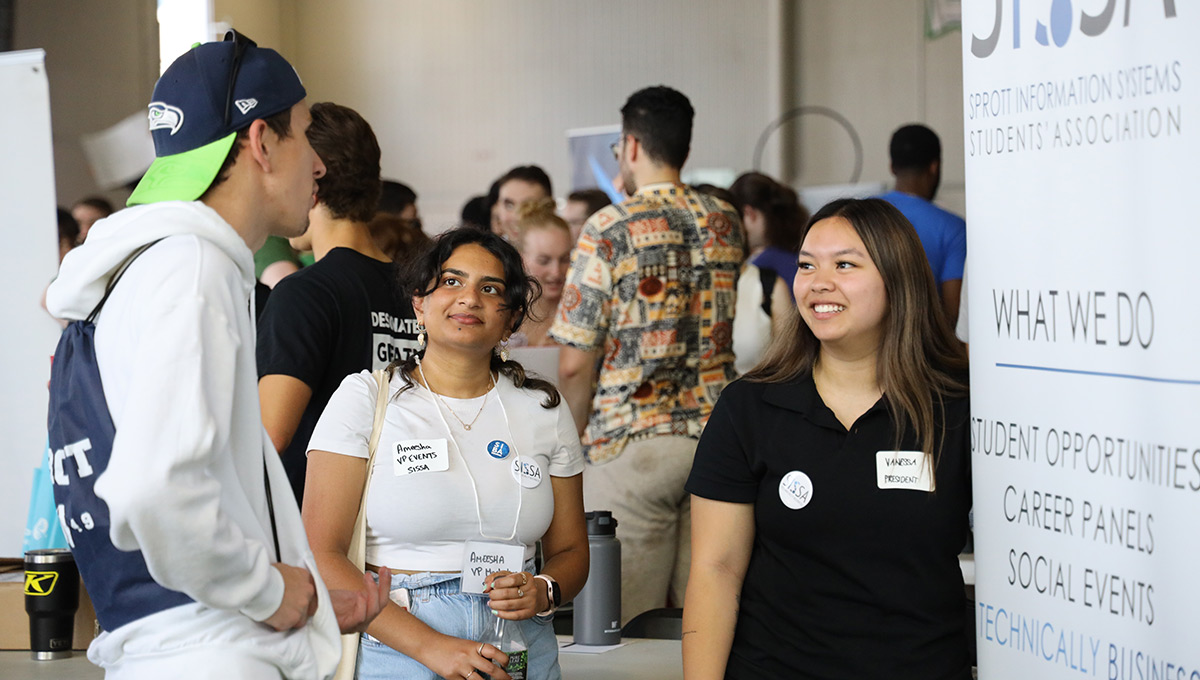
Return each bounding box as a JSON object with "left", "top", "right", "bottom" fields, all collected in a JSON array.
[{"left": 303, "top": 227, "right": 588, "bottom": 680}]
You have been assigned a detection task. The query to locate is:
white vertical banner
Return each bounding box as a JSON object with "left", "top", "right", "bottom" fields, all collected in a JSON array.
[
  {"left": 962, "top": 2, "right": 1200, "bottom": 678},
  {"left": 0, "top": 49, "right": 65, "bottom": 557}
]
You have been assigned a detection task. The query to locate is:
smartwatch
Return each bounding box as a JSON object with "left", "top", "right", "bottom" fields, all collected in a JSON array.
[{"left": 534, "top": 574, "right": 561, "bottom": 616}]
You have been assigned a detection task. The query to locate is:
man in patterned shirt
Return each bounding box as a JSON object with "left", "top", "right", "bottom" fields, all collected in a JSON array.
[{"left": 550, "top": 85, "right": 743, "bottom": 622}]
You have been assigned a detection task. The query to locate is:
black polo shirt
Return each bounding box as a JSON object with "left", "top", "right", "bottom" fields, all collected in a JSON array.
[{"left": 686, "top": 373, "right": 971, "bottom": 680}]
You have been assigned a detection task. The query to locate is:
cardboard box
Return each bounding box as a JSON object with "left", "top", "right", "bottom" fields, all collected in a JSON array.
[{"left": 0, "top": 558, "right": 97, "bottom": 650}]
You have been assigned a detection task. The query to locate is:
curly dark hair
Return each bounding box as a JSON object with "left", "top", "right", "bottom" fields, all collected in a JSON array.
[{"left": 388, "top": 226, "right": 560, "bottom": 407}]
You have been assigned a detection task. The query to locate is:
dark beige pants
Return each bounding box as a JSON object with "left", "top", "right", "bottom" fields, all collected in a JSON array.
[{"left": 582, "top": 435, "right": 696, "bottom": 625}]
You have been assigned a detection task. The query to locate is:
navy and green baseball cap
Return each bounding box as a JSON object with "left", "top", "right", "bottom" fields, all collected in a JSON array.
[{"left": 127, "top": 30, "right": 306, "bottom": 206}]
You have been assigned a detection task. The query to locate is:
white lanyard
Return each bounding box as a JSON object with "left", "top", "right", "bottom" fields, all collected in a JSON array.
[{"left": 416, "top": 363, "right": 523, "bottom": 542}]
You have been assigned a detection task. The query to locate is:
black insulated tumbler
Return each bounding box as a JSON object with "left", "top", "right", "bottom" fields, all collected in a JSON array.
[{"left": 24, "top": 548, "right": 80, "bottom": 660}]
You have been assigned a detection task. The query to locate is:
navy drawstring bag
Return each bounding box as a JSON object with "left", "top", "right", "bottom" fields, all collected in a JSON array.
[{"left": 45, "top": 242, "right": 195, "bottom": 631}]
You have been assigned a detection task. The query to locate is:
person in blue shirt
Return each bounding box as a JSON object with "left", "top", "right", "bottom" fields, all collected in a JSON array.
[{"left": 879, "top": 124, "right": 966, "bottom": 327}]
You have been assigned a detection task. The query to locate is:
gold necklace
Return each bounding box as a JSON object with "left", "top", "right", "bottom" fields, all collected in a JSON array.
[{"left": 418, "top": 365, "right": 494, "bottom": 431}]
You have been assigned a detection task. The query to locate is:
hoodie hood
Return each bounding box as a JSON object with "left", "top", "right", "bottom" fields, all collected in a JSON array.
[{"left": 47, "top": 201, "right": 255, "bottom": 321}]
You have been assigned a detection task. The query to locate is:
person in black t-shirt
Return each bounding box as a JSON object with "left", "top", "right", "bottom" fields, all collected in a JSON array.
[
  {"left": 257, "top": 102, "right": 419, "bottom": 504},
  {"left": 683, "top": 197, "right": 971, "bottom": 680}
]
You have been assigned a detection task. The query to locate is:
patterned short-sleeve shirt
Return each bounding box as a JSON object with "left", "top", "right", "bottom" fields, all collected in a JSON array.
[{"left": 549, "top": 183, "right": 744, "bottom": 465}]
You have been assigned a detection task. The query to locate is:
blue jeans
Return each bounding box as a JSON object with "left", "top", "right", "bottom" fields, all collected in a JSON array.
[{"left": 357, "top": 568, "right": 561, "bottom": 680}]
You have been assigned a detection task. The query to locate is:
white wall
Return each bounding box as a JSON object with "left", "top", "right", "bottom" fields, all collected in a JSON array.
[
  {"left": 795, "top": 1, "right": 966, "bottom": 215},
  {"left": 285, "top": 0, "right": 778, "bottom": 231}
]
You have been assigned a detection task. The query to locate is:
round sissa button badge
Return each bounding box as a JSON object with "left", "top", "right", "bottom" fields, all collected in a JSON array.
[
  {"left": 511, "top": 458, "right": 543, "bottom": 488},
  {"left": 778, "top": 470, "right": 814, "bottom": 510},
  {"left": 487, "top": 440, "right": 510, "bottom": 459}
]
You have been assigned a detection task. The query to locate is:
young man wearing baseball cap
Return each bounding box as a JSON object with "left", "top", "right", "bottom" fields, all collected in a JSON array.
[{"left": 46, "top": 32, "right": 387, "bottom": 678}]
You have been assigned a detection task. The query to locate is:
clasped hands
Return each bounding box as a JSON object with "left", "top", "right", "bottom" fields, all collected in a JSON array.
[{"left": 266, "top": 562, "right": 393, "bottom": 633}]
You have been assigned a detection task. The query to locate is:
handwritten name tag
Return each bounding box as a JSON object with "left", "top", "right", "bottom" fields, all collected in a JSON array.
[
  {"left": 392, "top": 439, "right": 449, "bottom": 477},
  {"left": 460, "top": 541, "right": 526, "bottom": 595},
  {"left": 876, "top": 451, "right": 935, "bottom": 492}
]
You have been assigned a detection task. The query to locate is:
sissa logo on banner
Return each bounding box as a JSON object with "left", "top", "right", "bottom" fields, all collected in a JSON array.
[
  {"left": 971, "top": 0, "right": 1178, "bottom": 58},
  {"left": 24, "top": 571, "right": 59, "bottom": 596}
]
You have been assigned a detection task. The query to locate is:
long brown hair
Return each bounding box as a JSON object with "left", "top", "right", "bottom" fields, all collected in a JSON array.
[{"left": 745, "top": 197, "right": 967, "bottom": 461}]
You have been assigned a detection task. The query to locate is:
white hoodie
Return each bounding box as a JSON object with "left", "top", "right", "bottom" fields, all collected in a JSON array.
[{"left": 46, "top": 201, "right": 340, "bottom": 679}]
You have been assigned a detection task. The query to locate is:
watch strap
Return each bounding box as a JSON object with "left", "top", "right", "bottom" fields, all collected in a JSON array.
[{"left": 534, "top": 573, "right": 559, "bottom": 616}]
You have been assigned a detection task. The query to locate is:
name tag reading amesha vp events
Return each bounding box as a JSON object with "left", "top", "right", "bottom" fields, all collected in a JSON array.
[
  {"left": 876, "top": 451, "right": 935, "bottom": 492},
  {"left": 392, "top": 438, "right": 449, "bottom": 476}
]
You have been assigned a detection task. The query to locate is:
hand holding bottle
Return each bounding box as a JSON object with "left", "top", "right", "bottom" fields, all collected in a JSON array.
[
  {"left": 478, "top": 607, "right": 528, "bottom": 680},
  {"left": 417, "top": 634, "right": 510, "bottom": 680}
]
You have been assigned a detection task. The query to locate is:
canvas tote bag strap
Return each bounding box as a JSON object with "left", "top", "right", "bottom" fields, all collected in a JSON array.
[
  {"left": 366, "top": 368, "right": 390, "bottom": 464},
  {"left": 348, "top": 368, "right": 390, "bottom": 568},
  {"left": 334, "top": 368, "right": 391, "bottom": 680}
]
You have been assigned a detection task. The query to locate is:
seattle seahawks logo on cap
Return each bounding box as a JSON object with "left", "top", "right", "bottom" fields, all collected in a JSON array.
[
  {"left": 234, "top": 98, "right": 258, "bottom": 114},
  {"left": 147, "top": 102, "right": 184, "bottom": 136}
]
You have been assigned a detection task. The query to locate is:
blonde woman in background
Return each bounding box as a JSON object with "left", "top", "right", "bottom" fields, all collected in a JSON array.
[{"left": 510, "top": 198, "right": 572, "bottom": 348}]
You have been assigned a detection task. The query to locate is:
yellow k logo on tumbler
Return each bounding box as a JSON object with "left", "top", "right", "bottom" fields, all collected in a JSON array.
[{"left": 24, "top": 571, "right": 60, "bottom": 596}]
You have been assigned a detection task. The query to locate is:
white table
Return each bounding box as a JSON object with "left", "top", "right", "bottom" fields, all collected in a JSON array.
[
  {"left": 0, "top": 652, "right": 96, "bottom": 680},
  {"left": 0, "top": 636, "right": 683, "bottom": 679},
  {"left": 557, "top": 636, "right": 682, "bottom": 679}
]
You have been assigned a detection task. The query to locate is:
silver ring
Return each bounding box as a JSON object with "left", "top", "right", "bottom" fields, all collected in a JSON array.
[
  {"left": 476, "top": 643, "right": 485, "bottom": 656},
  {"left": 518, "top": 588, "right": 524, "bottom": 598}
]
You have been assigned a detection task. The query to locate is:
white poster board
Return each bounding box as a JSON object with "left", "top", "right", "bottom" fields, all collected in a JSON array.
[
  {"left": 0, "top": 50, "right": 66, "bottom": 557},
  {"left": 962, "top": 4, "right": 1199, "bottom": 678}
]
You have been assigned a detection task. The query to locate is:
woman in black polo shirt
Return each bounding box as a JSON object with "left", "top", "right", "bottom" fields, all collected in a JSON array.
[{"left": 683, "top": 197, "right": 970, "bottom": 679}]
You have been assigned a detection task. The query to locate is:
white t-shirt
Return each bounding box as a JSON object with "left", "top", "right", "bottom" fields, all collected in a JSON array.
[
  {"left": 733, "top": 263, "right": 773, "bottom": 375},
  {"left": 308, "top": 369, "right": 585, "bottom": 571}
]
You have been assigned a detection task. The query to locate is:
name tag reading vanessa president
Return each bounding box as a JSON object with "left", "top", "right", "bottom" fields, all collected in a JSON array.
[
  {"left": 876, "top": 451, "right": 935, "bottom": 492},
  {"left": 392, "top": 439, "right": 449, "bottom": 476}
]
